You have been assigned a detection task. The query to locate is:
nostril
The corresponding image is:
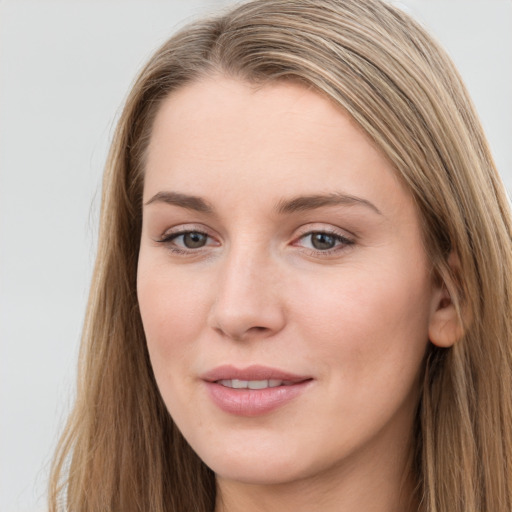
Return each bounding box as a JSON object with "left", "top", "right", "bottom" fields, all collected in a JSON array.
[
  {"left": 245, "top": 326, "right": 272, "bottom": 336},
  {"left": 214, "top": 324, "right": 274, "bottom": 342},
  {"left": 208, "top": 286, "right": 286, "bottom": 340}
]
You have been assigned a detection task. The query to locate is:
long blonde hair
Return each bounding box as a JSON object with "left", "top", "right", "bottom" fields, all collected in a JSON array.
[{"left": 49, "top": 1, "right": 512, "bottom": 510}]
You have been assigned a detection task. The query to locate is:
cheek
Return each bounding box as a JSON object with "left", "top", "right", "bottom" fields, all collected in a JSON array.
[
  {"left": 291, "top": 262, "right": 431, "bottom": 383},
  {"left": 137, "top": 260, "right": 211, "bottom": 377},
  {"left": 137, "top": 264, "right": 216, "bottom": 434},
  {"left": 281, "top": 264, "right": 431, "bottom": 453}
]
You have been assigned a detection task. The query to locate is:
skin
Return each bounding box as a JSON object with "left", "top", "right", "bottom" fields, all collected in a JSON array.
[{"left": 137, "top": 76, "right": 456, "bottom": 512}]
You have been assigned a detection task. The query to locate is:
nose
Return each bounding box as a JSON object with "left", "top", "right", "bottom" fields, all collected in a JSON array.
[{"left": 208, "top": 247, "right": 286, "bottom": 342}]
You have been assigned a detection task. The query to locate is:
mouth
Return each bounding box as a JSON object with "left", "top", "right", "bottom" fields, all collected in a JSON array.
[
  {"left": 201, "top": 365, "right": 313, "bottom": 416},
  {"left": 201, "top": 364, "right": 311, "bottom": 383},
  {"left": 216, "top": 378, "right": 299, "bottom": 389}
]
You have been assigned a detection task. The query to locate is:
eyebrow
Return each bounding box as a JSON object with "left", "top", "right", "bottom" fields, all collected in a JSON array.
[
  {"left": 144, "top": 191, "right": 213, "bottom": 213},
  {"left": 275, "top": 193, "right": 382, "bottom": 215},
  {"left": 144, "top": 190, "right": 382, "bottom": 216}
]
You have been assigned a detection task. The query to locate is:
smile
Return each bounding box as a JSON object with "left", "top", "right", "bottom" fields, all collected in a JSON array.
[
  {"left": 202, "top": 365, "right": 313, "bottom": 416},
  {"left": 217, "top": 379, "right": 293, "bottom": 389}
]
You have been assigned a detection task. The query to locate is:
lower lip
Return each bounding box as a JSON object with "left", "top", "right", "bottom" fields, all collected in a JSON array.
[{"left": 204, "top": 381, "right": 311, "bottom": 417}]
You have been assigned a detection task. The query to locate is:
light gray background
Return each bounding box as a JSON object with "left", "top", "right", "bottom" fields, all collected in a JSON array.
[{"left": 1, "top": 1, "right": 511, "bottom": 511}]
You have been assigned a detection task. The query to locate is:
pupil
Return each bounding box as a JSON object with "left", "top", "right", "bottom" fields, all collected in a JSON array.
[
  {"left": 311, "top": 233, "right": 335, "bottom": 250},
  {"left": 184, "top": 232, "right": 207, "bottom": 248}
]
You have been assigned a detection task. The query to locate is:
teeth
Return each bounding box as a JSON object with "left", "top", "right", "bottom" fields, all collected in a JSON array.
[{"left": 217, "top": 379, "right": 285, "bottom": 389}]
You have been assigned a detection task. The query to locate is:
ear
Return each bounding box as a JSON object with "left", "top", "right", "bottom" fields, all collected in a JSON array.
[{"left": 428, "top": 254, "right": 464, "bottom": 348}]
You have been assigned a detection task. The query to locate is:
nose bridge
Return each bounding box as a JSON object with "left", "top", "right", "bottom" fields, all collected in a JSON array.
[{"left": 209, "top": 237, "right": 285, "bottom": 340}]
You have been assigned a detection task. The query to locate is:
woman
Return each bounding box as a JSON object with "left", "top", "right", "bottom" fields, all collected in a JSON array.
[{"left": 49, "top": 0, "right": 512, "bottom": 511}]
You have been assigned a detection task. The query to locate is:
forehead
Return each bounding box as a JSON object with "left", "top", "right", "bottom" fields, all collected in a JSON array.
[
  {"left": 144, "top": 75, "right": 410, "bottom": 217},
  {"left": 147, "top": 77, "right": 372, "bottom": 159}
]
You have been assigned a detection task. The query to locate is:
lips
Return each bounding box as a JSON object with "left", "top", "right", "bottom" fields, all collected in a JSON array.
[{"left": 201, "top": 365, "right": 313, "bottom": 416}]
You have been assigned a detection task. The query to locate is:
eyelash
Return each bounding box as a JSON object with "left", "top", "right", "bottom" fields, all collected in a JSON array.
[
  {"left": 157, "top": 229, "right": 215, "bottom": 255},
  {"left": 293, "top": 230, "right": 355, "bottom": 256},
  {"left": 156, "top": 228, "right": 355, "bottom": 256}
]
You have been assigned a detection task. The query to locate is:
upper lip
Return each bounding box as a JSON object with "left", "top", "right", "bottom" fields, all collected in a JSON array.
[{"left": 201, "top": 364, "right": 311, "bottom": 383}]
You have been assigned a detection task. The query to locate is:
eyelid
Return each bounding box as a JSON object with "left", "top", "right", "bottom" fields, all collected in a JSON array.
[
  {"left": 157, "top": 223, "right": 216, "bottom": 240},
  {"left": 293, "top": 222, "right": 356, "bottom": 241}
]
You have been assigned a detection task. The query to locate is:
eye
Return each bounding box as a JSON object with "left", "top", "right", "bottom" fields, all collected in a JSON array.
[
  {"left": 295, "top": 230, "right": 354, "bottom": 253},
  {"left": 308, "top": 232, "right": 340, "bottom": 250},
  {"left": 157, "top": 229, "right": 218, "bottom": 253},
  {"left": 174, "top": 231, "right": 209, "bottom": 249}
]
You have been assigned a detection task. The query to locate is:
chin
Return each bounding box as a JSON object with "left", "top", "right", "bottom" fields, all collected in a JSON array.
[
  {"left": 211, "top": 458, "right": 308, "bottom": 486},
  {"left": 189, "top": 432, "right": 312, "bottom": 485}
]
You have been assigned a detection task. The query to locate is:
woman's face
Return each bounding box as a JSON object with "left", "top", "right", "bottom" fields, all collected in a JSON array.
[{"left": 137, "top": 77, "right": 443, "bottom": 488}]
